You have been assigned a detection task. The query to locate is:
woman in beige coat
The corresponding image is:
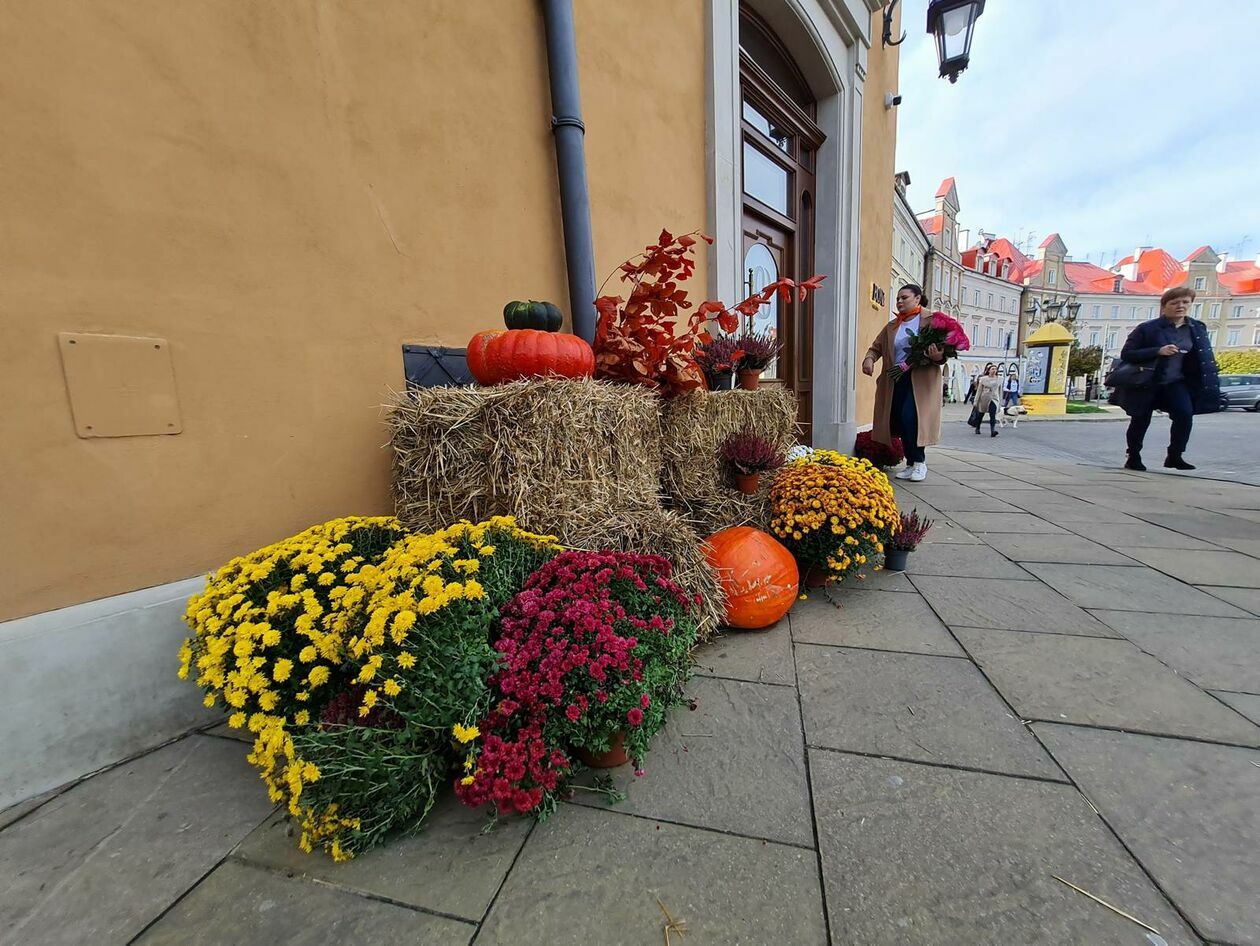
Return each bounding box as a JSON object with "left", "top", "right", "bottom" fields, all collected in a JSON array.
[
  {"left": 972, "top": 362, "right": 1002, "bottom": 437},
  {"left": 862, "top": 284, "right": 944, "bottom": 482}
]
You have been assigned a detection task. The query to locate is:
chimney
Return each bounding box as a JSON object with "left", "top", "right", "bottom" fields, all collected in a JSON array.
[{"left": 959, "top": 228, "right": 970, "bottom": 249}]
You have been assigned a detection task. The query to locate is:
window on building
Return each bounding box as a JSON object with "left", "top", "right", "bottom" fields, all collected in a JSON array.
[
  {"left": 1089, "top": 330, "right": 1099, "bottom": 347},
  {"left": 1194, "top": 276, "right": 1206, "bottom": 290},
  {"left": 1092, "top": 304, "right": 1101, "bottom": 319},
  {"left": 1253, "top": 327, "right": 1260, "bottom": 345},
  {"left": 1192, "top": 302, "right": 1202, "bottom": 318},
  {"left": 1106, "top": 331, "right": 1117, "bottom": 349},
  {"left": 1233, "top": 304, "right": 1244, "bottom": 318},
  {"left": 1128, "top": 306, "right": 1136, "bottom": 319},
  {"left": 987, "top": 292, "right": 994, "bottom": 309},
  {"left": 974, "top": 289, "right": 980, "bottom": 305},
  {"left": 984, "top": 326, "right": 992, "bottom": 347},
  {"left": 1227, "top": 329, "right": 1241, "bottom": 347},
  {"left": 1048, "top": 268, "right": 1057, "bottom": 286},
  {"left": 1148, "top": 306, "right": 1155, "bottom": 318},
  {"left": 1210, "top": 303, "right": 1221, "bottom": 319},
  {"left": 1111, "top": 305, "right": 1120, "bottom": 319}
]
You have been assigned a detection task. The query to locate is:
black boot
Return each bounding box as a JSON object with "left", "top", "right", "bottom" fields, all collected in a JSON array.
[
  {"left": 1165, "top": 454, "right": 1196, "bottom": 470},
  {"left": 991, "top": 427, "right": 999, "bottom": 437},
  {"left": 1124, "top": 453, "right": 1147, "bottom": 471}
]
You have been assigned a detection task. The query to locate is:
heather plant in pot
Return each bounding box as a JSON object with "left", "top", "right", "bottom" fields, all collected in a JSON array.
[
  {"left": 732, "top": 330, "right": 783, "bottom": 390},
  {"left": 720, "top": 430, "right": 785, "bottom": 494},
  {"left": 884, "top": 509, "right": 935, "bottom": 571},
  {"left": 694, "top": 335, "right": 745, "bottom": 391}
]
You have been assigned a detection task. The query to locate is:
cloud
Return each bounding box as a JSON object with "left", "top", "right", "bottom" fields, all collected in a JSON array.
[{"left": 893, "top": 0, "right": 1260, "bottom": 264}]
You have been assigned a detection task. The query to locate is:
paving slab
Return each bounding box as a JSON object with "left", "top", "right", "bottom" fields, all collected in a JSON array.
[
  {"left": 477, "top": 803, "right": 827, "bottom": 945},
  {"left": 909, "top": 575, "right": 1117, "bottom": 637},
  {"left": 692, "top": 623, "right": 795, "bottom": 686},
  {"left": 1134, "top": 512, "right": 1260, "bottom": 542},
  {"left": 912, "top": 493, "right": 1023, "bottom": 513},
  {"left": 795, "top": 645, "right": 1061, "bottom": 779},
  {"left": 1213, "top": 691, "right": 1260, "bottom": 722},
  {"left": 1214, "top": 536, "right": 1260, "bottom": 558},
  {"left": 903, "top": 542, "right": 1034, "bottom": 580},
  {"left": 135, "top": 859, "right": 473, "bottom": 945},
  {"left": 1064, "top": 519, "right": 1221, "bottom": 550},
  {"left": 1196, "top": 585, "right": 1260, "bottom": 616},
  {"left": 1021, "top": 563, "right": 1252, "bottom": 617},
  {"left": 233, "top": 791, "right": 530, "bottom": 922},
  {"left": 849, "top": 567, "right": 917, "bottom": 591},
  {"left": 979, "top": 532, "right": 1138, "bottom": 565},
  {"left": 0, "top": 786, "right": 62, "bottom": 832},
  {"left": 1035, "top": 724, "right": 1260, "bottom": 946},
  {"left": 0, "top": 735, "right": 274, "bottom": 944},
  {"left": 947, "top": 512, "right": 1068, "bottom": 534},
  {"left": 789, "top": 590, "right": 965, "bottom": 656},
  {"left": 809, "top": 750, "right": 1198, "bottom": 946},
  {"left": 570, "top": 675, "right": 812, "bottom": 846},
  {"left": 918, "top": 519, "right": 984, "bottom": 544},
  {"left": 1114, "top": 547, "right": 1260, "bottom": 588},
  {"left": 954, "top": 627, "right": 1260, "bottom": 746},
  {"left": 1088, "top": 610, "right": 1260, "bottom": 693},
  {"left": 203, "top": 721, "right": 252, "bottom": 743}
]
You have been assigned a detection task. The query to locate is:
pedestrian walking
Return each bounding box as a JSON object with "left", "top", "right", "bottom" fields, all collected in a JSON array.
[
  {"left": 1002, "top": 368, "right": 1021, "bottom": 414},
  {"left": 969, "top": 363, "right": 1001, "bottom": 437},
  {"left": 963, "top": 369, "right": 979, "bottom": 404},
  {"left": 1113, "top": 286, "right": 1220, "bottom": 471},
  {"left": 862, "top": 283, "right": 944, "bottom": 482}
]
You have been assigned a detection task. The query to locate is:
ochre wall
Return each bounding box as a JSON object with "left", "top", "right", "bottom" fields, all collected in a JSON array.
[
  {"left": 0, "top": 0, "right": 706, "bottom": 620},
  {"left": 854, "top": 6, "right": 901, "bottom": 429}
]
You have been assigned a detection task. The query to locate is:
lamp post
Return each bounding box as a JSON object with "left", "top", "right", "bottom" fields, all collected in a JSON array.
[{"left": 926, "top": 0, "right": 986, "bottom": 83}]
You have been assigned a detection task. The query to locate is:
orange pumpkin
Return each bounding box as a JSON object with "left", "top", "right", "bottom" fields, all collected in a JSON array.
[
  {"left": 484, "top": 329, "right": 595, "bottom": 384},
  {"left": 702, "top": 526, "right": 799, "bottom": 629},
  {"left": 467, "top": 330, "right": 505, "bottom": 385}
]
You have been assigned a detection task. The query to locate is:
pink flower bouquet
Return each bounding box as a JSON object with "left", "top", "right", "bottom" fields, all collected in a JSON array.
[{"left": 887, "top": 311, "right": 970, "bottom": 382}]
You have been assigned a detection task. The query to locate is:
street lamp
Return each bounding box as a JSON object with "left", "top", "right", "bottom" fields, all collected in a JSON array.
[{"left": 926, "top": 0, "right": 986, "bottom": 83}]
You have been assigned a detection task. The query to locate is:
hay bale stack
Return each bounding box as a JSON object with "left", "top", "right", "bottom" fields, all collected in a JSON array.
[
  {"left": 387, "top": 379, "right": 724, "bottom": 639},
  {"left": 660, "top": 388, "right": 799, "bottom": 535}
]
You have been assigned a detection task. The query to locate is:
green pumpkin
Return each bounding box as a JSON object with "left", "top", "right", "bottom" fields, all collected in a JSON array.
[{"left": 503, "top": 300, "right": 563, "bottom": 332}]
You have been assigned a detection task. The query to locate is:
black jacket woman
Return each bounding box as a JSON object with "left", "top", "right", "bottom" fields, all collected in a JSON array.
[{"left": 1118, "top": 286, "right": 1220, "bottom": 471}]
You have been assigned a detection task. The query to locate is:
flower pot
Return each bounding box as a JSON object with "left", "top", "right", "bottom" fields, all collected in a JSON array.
[
  {"left": 804, "top": 565, "right": 829, "bottom": 588},
  {"left": 733, "top": 471, "right": 760, "bottom": 494},
  {"left": 708, "top": 371, "right": 733, "bottom": 391},
  {"left": 737, "top": 368, "right": 761, "bottom": 391},
  {"left": 884, "top": 548, "right": 911, "bottom": 571},
  {"left": 575, "top": 731, "right": 630, "bottom": 768}
]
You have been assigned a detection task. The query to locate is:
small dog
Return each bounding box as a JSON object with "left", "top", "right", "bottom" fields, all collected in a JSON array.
[{"left": 998, "top": 404, "right": 1027, "bottom": 429}]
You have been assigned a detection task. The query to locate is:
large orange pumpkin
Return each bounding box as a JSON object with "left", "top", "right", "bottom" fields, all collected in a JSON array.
[
  {"left": 702, "top": 526, "right": 799, "bottom": 629},
  {"left": 467, "top": 330, "right": 505, "bottom": 385},
  {"left": 468, "top": 329, "right": 595, "bottom": 385}
]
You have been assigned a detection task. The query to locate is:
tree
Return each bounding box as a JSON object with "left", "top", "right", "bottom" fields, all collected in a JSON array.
[
  {"left": 1068, "top": 343, "right": 1102, "bottom": 378},
  {"left": 1217, "top": 349, "right": 1260, "bottom": 374}
]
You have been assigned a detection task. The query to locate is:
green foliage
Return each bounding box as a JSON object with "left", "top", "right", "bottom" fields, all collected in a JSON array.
[{"left": 1069, "top": 343, "right": 1103, "bottom": 378}]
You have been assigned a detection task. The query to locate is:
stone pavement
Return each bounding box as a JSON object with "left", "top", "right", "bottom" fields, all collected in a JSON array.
[{"left": 3, "top": 450, "right": 1259, "bottom": 945}]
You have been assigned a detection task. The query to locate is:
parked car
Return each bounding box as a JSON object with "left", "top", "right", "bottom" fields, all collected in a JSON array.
[{"left": 1219, "top": 375, "right": 1260, "bottom": 411}]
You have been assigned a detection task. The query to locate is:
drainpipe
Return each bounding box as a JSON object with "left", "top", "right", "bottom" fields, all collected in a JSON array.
[{"left": 540, "top": 0, "right": 597, "bottom": 343}]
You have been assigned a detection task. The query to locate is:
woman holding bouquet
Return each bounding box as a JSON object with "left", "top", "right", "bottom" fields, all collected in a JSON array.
[{"left": 862, "top": 284, "right": 959, "bottom": 482}]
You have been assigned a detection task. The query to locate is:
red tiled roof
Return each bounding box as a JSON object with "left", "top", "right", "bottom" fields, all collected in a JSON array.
[
  {"left": 935, "top": 177, "right": 956, "bottom": 198},
  {"left": 1183, "top": 245, "right": 1212, "bottom": 262},
  {"left": 919, "top": 213, "right": 943, "bottom": 235},
  {"left": 963, "top": 237, "right": 1030, "bottom": 285},
  {"left": 1221, "top": 261, "right": 1260, "bottom": 295},
  {"left": 1131, "top": 248, "right": 1184, "bottom": 290}
]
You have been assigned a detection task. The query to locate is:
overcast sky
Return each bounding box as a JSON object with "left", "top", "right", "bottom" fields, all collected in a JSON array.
[{"left": 893, "top": 0, "right": 1259, "bottom": 268}]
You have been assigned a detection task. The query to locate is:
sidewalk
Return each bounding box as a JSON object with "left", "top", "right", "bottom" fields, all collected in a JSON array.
[
  {"left": 943, "top": 401, "right": 1128, "bottom": 422},
  {"left": 2, "top": 451, "right": 1258, "bottom": 945}
]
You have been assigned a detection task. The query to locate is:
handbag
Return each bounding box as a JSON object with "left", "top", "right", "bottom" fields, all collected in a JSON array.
[
  {"left": 967, "top": 407, "right": 982, "bottom": 428},
  {"left": 1105, "top": 358, "right": 1157, "bottom": 390}
]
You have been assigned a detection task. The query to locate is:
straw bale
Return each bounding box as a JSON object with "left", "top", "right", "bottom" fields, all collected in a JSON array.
[
  {"left": 660, "top": 388, "right": 799, "bottom": 535},
  {"left": 387, "top": 379, "right": 723, "bottom": 639}
]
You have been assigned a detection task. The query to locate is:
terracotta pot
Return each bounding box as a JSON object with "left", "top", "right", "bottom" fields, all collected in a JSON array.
[
  {"left": 733, "top": 471, "right": 760, "bottom": 494},
  {"left": 737, "top": 368, "right": 761, "bottom": 391},
  {"left": 804, "top": 565, "right": 829, "bottom": 588},
  {"left": 884, "top": 548, "right": 911, "bottom": 572},
  {"left": 575, "top": 731, "right": 630, "bottom": 768}
]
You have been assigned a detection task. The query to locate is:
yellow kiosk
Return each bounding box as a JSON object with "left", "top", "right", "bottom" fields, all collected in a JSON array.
[{"left": 1021, "top": 322, "right": 1074, "bottom": 415}]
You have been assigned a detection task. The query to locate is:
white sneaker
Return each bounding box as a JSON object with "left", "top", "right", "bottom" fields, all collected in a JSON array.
[
  {"left": 894, "top": 464, "right": 916, "bottom": 480},
  {"left": 908, "top": 462, "right": 927, "bottom": 482}
]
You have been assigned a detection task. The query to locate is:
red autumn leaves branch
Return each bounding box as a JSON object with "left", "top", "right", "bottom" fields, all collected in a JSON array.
[{"left": 593, "top": 229, "right": 826, "bottom": 396}]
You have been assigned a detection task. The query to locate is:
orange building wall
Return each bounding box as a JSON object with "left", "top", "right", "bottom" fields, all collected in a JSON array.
[
  {"left": 854, "top": 6, "right": 901, "bottom": 429},
  {"left": 0, "top": 0, "right": 706, "bottom": 620}
]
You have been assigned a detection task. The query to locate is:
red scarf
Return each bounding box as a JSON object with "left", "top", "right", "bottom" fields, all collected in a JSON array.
[{"left": 895, "top": 305, "right": 923, "bottom": 324}]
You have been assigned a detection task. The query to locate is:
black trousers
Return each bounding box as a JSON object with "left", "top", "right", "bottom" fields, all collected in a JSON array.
[
  {"left": 1126, "top": 381, "right": 1194, "bottom": 458},
  {"left": 890, "top": 373, "right": 926, "bottom": 463}
]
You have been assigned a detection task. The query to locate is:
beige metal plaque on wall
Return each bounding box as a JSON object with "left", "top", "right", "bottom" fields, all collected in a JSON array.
[{"left": 58, "top": 332, "right": 182, "bottom": 438}]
